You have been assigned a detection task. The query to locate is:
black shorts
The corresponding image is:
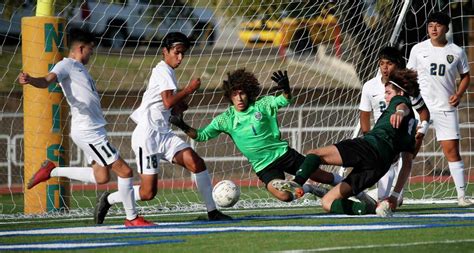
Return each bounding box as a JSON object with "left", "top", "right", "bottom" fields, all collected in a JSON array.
[
  {"left": 335, "top": 138, "right": 390, "bottom": 195},
  {"left": 256, "top": 148, "right": 305, "bottom": 186}
]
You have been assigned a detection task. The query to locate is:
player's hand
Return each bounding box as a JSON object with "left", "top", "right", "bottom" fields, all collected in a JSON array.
[
  {"left": 390, "top": 111, "right": 404, "bottom": 129},
  {"left": 18, "top": 72, "right": 31, "bottom": 85},
  {"left": 172, "top": 101, "right": 189, "bottom": 116},
  {"left": 185, "top": 78, "right": 201, "bottom": 94},
  {"left": 449, "top": 94, "right": 460, "bottom": 107},
  {"left": 413, "top": 132, "right": 424, "bottom": 157},
  {"left": 386, "top": 196, "right": 398, "bottom": 211},
  {"left": 270, "top": 70, "right": 290, "bottom": 93}
]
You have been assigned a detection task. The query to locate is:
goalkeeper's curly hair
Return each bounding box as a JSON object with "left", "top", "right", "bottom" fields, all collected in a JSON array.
[
  {"left": 388, "top": 68, "right": 420, "bottom": 98},
  {"left": 222, "top": 68, "right": 261, "bottom": 103}
]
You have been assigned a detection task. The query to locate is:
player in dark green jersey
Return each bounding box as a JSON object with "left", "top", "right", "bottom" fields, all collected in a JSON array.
[
  {"left": 170, "top": 69, "right": 341, "bottom": 202},
  {"left": 281, "top": 69, "right": 419, "bottom": 216}
]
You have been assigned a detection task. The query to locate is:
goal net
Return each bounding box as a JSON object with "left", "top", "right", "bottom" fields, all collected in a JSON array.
[{"left": 0, "top": 0, "right": 472, "bottom": 218}]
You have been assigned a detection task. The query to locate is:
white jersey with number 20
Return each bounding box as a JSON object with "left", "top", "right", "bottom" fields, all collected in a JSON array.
[{"left": 407, "top": 39, "right": 469, "bottom": 111}]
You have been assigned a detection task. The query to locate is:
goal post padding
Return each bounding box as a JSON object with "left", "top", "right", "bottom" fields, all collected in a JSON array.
[{"left": 21, "top": 16, "right": 70, "bottom": 214}]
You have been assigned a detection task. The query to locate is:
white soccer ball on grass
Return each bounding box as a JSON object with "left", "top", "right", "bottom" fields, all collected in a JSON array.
[{"left": 212, "top": 180, "right": 240, "bottom": 208}]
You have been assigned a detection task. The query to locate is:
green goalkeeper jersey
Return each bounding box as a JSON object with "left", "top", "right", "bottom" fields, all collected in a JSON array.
[
  {"left": 363, "top": 95, "right": 416, "bottom": 164},
  {"left": 195, "top": 95, "right": 291, "bottom": 173}
]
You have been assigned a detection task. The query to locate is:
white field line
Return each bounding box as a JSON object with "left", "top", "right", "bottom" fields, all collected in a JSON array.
[
  {"left": 273, "top": 239, "right": 474, "bottom": 253},
  {"left": 0, "top": 209, "right": 473, "bottom": 225},
  {"left": 0, "top": 224, "right": 427, "bottom": 237}
]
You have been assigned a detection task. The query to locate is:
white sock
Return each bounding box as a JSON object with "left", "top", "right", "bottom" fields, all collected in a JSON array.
[
  {"left": 117, "top": 177, "right": 137, "bottom": 220},
  {"left": 194, "top": 170, "right": 216, "bottom": 211},
  {"left": 107, "top": 185, "right": 142, "bottom": 205},
  {"left": 448, "top": 161, "right": 466, "bottom": 198},
  {"left": 50, "top": 167, "right": 96, "bottom": 184},
  {"left": 377, "top": 163, "right": 397, "bottom": 200},
  {"left": 331, "top": 172, "right": 343, "bottom": 186}
]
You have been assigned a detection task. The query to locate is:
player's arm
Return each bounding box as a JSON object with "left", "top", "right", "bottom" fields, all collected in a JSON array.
[
  {"left": 161, "top": 78, "right": 200, "bottom": 110},
  {"left": 170, "top": 113, "right": 223, "bottom": 142},
  {"left": 449, "top": 72, "right": 470, "bottom": 107},
  {"left": 388, "top": 152, "right": 413, "bottom": 210},
  {"left": 413, "top": 103, "right": 430, "bottom": 157},
  {"left": 359, "top": 110, "right": 371, "bottom": 135},
  {"left": 390, "top": 103, "right": 409, "bottom": 129},
  {"left": 18, "top": 72, "right": 57, "bottom": 89},
  {"left": 169, "top": 113, "right": 198, "bottom": 139},
  {"left": 270, "top": 70, "right": 291, "bottom": 99}
]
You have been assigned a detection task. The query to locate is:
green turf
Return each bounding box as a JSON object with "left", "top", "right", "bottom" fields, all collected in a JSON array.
[{"left": 0, "top": 204, "right": 473, "bottom": 252}]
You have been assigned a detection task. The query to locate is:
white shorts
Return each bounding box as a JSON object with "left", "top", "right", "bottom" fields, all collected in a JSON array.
[
  {"left": 132, "top": 124, "right": 190, "bottom": 175},
  {"left": 71, "top": 127, "right": 120, "bottom": 167},
  {"left": 431, "top": 110, "right": 461, "bottom": 141}
]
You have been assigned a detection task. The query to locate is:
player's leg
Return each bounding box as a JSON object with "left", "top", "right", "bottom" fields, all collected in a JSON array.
[
  {"left": 256, "top": 162, "right": 294, "bottom": 201},
  {"left": 292, "top": 145, "right": 342, "bottom": 186},
  {"left": 96, "top": 132, "right": 161, "bottom": 225},
  {"left": 169, "top": 135, "right": 231, "bottom": 220},
  {"left": 26, "top": 130, "right": 112, "bottom": 189},
  {"left": 377, "top": 161, "right": 397, "bottom": 201},
  {"left": 108, "top": 157, "right": 155, "bottom": 226},
  {"left": 321, "top": 182, "right": 353, "bottom": 212},
  {"left": 433, "top": 110, "right": 472, "bottom": 206},
  {"left": 321, "top": 138, "right": 383, "bottom": 215},
  {"left": 283, "top": 149, "right": 332, "bottom": 198},
  {"left": 322, "top": 173, "right": 377, "bottom": 215}
]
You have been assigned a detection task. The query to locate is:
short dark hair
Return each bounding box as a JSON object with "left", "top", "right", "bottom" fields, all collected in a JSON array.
[
  {"left": 68, "top": 28, "right": 95, "bottom": 46},
  {"left": 388, "top": 69, "right": 420, "bottom": 98},
  {"left": 378, "top": 46, "right": 406, "bottom": 69},
  {"left": 427, "top": 12, "right": 451, "bottom": 26},
  {"left": 222, "top": 69, "right": 261, "bottom": 103},
  {"left": 162, "top": 32, "right": 190, "bottom": 50}
]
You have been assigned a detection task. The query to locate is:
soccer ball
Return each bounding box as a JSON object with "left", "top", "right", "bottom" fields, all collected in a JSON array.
[{"left": 212, "top": 180, "right": 240, "bottom": 208}]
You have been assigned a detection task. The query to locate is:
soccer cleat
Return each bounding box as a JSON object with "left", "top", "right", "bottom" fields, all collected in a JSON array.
[
  {"left": 272, "top": 180, "right": 304, "bottom": 199},
  {"left": 355, "top": 191, "right": 377, "bottom": 213},
  {"left": 458, "top": 197, "right": 473, "bottom": 207},
  {"left": 375, "top": 200, "right": 393, "bottom": 217},
  {"left": 303, "top": 184, "right": 329, "bottom": 198},
  {"left": 27, "top": 160, "right": 56, "bottom": 189},
  {"left": 124, "top": 216, "right": 156, "bottom": 227},
  {"left": 208, "top": 209, "right": 232, "bottom": 221},
  {"left": 94, "top": 192, "right": 111, "bottom": 224}
]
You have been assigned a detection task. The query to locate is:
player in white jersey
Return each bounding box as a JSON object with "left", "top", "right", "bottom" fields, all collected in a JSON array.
[
  {"left": 19, "top": 28, "right": 154, "bottom": 226},
  {"left": 407, "top": 12, "right": 471, "bottom": 207},
  {"left": 95, "top": 32, "right": 231, "bottom": 223},
  {"left": 359, "top": 46, "right": 430, "bottom": 204}
]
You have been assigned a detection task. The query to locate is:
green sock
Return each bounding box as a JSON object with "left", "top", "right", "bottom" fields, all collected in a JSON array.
[
  {"left": 294, "top": 154, "right": 321, "bottom": 185},
  {"left": 329, "top": 199, "right": 368, "bottom": 215}
]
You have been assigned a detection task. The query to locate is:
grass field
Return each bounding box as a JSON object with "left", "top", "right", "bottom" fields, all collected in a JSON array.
[
  {"left": 0, "top": 204, "right": 473, "bottom": 252},
  {"left": 0, "top": 184, "right": 473, "bottom": 252}
]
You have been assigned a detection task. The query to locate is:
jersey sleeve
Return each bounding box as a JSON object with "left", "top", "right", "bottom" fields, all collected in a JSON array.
[
  {"left": 410, "top": 93, "right": 425, "bottom": 111},
  {"left": 255, "top": 95, "right": 290, "bottom": 117},
  {"left": 458, "top": 49, "right": 470, "bottom": 74},
  {"left": 150, "top": 68, "right": 177, "bottom": 94},
  {"left": 406, "top": 45, "right": 418, "bottom": 70},
  {"left": 195, "top": 113, "right": 228, "bottom": 142},
  {"left": 272, "top": 94, "right": 291, "bottom": 108},
  {"left": 50, "top": 60, "right": 69, "bottom": 83},
  {"left": 388, "top": 96, "right": 410, "bottom": 112},
  {"left": 358, "top": 84, "right": 372, "bottom": 112}
]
